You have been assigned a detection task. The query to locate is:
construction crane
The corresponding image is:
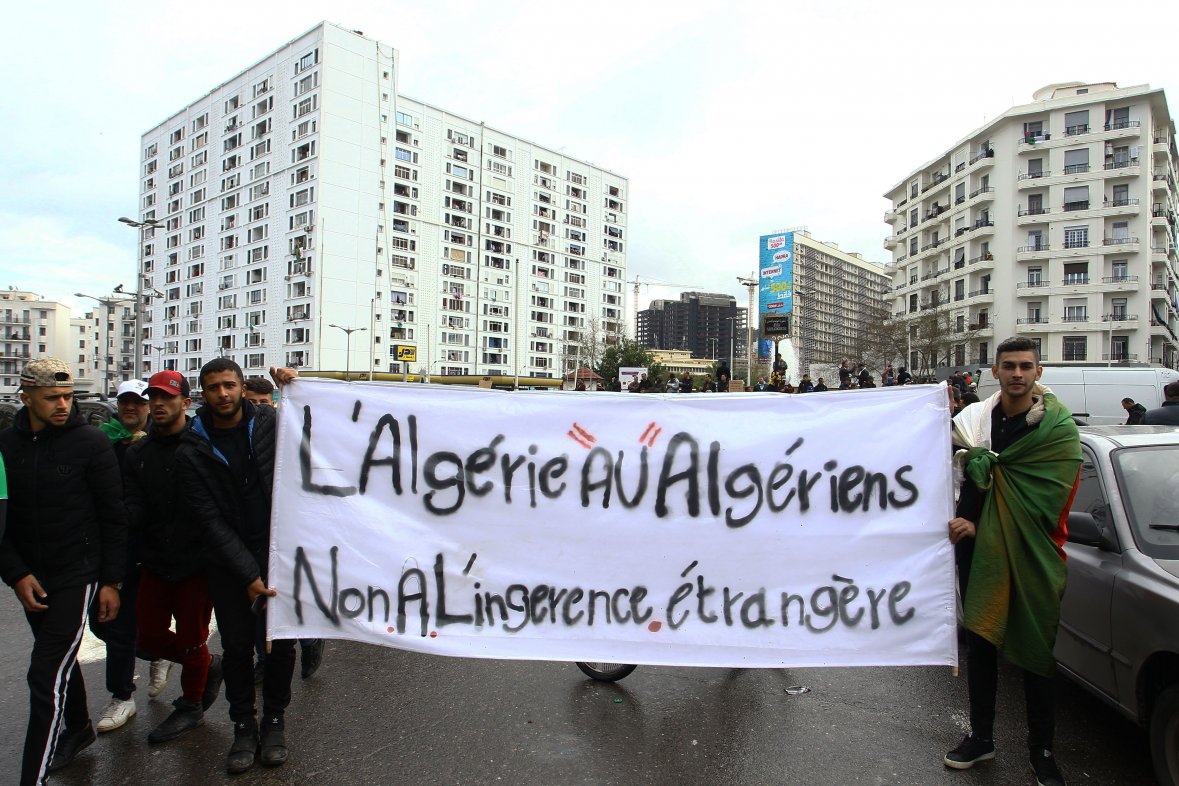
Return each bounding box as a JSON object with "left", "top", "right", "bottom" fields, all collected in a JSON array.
[{"left": 628, "top": 275, "right": 704, "bottom": 338}]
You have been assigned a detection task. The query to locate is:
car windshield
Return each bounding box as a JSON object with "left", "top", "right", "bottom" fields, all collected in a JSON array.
[{"left": 1112, "top": 445, "right": 1179, "bottom": 561}]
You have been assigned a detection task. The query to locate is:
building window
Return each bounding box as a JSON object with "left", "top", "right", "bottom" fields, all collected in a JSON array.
[{"left": 1063, "top": 336, "right": 1087, "bottom": 362}]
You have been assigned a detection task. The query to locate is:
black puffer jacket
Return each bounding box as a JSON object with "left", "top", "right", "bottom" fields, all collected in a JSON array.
[
  {"left": 124, "top": 419, "right": 205, "bottom": 582},
  {"left": 0, "top": 405, "right": 127, "bottom": 591},
  {"left": 175, "top": 401, "right": 276, "bottom": 586}
]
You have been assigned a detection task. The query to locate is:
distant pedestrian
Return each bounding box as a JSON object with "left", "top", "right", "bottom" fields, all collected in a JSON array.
[
  {"left": 838, "top": 360, "right": 851, "bottom": 388},
  {"left": 798, "top": 374, "right": 815, "bottom": 393},
  {"left": 814, "top": 378, "right": 828, "bottom": 392},
  {"left": 1, "top": 358, "right": 127, "bottom": 785},
  {"left": 857, "top": 363, "right": 872, "bottom": 388},
  {"left": 1121, "top": 397, "right": 1147, "bottom": 425},
  {"left": 701, "top": 374, "right": 717, "bottom": 393},
  {"left": 1142, "top": 381, "right": 1179, "bottom": 425}
]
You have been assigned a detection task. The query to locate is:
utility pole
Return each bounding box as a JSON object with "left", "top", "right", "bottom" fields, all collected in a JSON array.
[{"left": 737, "top": 274, "right": 758, "bottom": 386}]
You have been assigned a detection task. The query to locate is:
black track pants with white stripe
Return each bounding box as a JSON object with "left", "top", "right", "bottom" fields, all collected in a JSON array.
[{"left": 21, "top": 582, "right": 96, "bottom": 786}]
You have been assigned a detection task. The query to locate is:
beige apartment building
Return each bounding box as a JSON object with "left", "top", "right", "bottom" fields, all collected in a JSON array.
[{"left": 883, "top": 81, "right": 1179, "bottom": 369}]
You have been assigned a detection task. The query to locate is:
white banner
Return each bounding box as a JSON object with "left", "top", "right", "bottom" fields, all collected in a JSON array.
[{"left": 268, "top": 381, "right": 957, "bottom": 668}]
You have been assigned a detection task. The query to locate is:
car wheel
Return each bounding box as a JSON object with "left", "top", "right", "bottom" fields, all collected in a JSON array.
[{"left": 1151, "top": 683, "right": 1179, "bottom": 786}]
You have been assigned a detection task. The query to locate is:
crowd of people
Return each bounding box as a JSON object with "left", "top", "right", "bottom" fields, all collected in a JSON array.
[{"left": 0, "top": 357, "right": 313, "bottom": 785}]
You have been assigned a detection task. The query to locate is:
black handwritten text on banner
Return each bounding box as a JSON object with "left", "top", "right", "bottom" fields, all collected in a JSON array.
[{"left": 268, "top": 381, "right": 957, "bottom": 669}]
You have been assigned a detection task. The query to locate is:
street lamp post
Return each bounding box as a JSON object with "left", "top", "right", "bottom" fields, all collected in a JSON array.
[
  {"left": 724, "top": 315, "right": 737, "bottom": 388},
  {"left": 118, "top": 216, "right": 163, "bottom": 380},
  {"left": 150, "top": 344, "right": 167, "bottom": 372},
  {"left": 329, "top": 323, "right": 367, "bottom": 379}
]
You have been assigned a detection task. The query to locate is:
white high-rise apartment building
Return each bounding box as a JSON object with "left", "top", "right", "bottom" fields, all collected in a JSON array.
[
  {"left": 138, "top": 23, "right": 628, "bottom": 387},
  {"left": 883, "top": 82, "right": 1179, "bottom": 370}
]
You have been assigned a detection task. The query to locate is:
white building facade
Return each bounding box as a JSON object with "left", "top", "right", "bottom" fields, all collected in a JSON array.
[
  {"left": 138, "top": 22, "right": 628, "bottom": 389},
  {"left": 883, "top": 82, "right": 1179, "bottom": 369},
  {"left": 0, "top": 290, "right": 94, "bottom": 393}
]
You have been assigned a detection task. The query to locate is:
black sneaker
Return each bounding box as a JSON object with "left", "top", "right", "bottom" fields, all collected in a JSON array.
[
  {"left": 148, "top": 698, "right": 203, "bottom": 744},
  {"left": 259, "top": 715, "right": 287, "bottom": 767},
  {"left": 301, "top": 639, "right": 325, "bottom": 679},
  {"left": 944, "top": 733, "right": 995, "bottom": 769},
  {"left": 252, "top": 658, "right": 265, "bottom": 685},
  {"left": 1031, "top": 747, "right": 1065, "bottom": 786},
  {"left": 226, "top": 719, "right": 258, "bottom": 775},
  {"left": 202, "top": 654, "right": 224, "bottom": 711},
  {"left": 47, "top": 721, "right": 97, "bottom": 773}
]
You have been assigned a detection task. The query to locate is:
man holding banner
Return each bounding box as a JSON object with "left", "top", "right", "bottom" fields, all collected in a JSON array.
[
  {"left": 945, "top": 337, "right": 1080, "bottom": 786},
  {"left": 175, "top": 359, "right": 296, "bottom": 774}
]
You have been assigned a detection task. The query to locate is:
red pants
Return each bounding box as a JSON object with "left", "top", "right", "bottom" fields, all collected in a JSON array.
[{"left": 136, "top": 569, "right": 214, "bottom": 704}]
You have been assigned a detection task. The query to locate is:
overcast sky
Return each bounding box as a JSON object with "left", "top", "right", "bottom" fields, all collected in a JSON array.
[{"left": 3, "top": 0, "right": 1178, "bottom": 315}]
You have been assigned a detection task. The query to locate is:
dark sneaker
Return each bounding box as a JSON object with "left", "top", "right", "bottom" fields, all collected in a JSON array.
[
  {"left": 259, "top": 715, "right": 287, "bottom": 767},
  {"left": 944, "top": 733, "right": 995, "bottom": 769},
  {"left": 1031, "top": 747, "right": 1065, "bottom": 786},
  {"left": 47, "top": 721, "right": 97, "bottom": 772},
  {"left": 301, "top": 639, "right": 325, "bottom": 679},
  {"left": 226, "top": 719, "right": 258, "bottom": 775},
  {"left": 253, "top": 658, "right": 265, "bottom": 685},
  {"left": 148, "top": 698, "right": 203, "bottom": 744},
  {"left": 202, "top": 654, "right": 224, "bottom": 711}
]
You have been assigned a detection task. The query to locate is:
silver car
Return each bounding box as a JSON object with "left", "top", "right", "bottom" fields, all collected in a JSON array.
[{"left": 1057, "top": 426, "right": 1179, "bottom": 786}]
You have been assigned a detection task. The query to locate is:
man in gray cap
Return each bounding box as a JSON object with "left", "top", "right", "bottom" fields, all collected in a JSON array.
[{"left": 0, "top": 358, "right": 128, "bottom": 785}]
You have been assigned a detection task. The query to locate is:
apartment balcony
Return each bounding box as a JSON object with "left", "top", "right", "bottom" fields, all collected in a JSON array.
[
  {"left": 3, "top": 332, "right": 31, "bottom": 342},
  {"left": 1017, "top": 206, "right": 1052, "bottom": 226},
  {"left": 972, "top": 219, "right": 995, "bottom": 237},
  {"left": 966, "top": 289, "right": 994, "bottom": 304},
  {"left": 1102, "top": 353, "right": 1140, "bottom": 363},
  {"left": 1101, "top": 198, "right": 1141, "bottom": 218},
  {"left": 0, "top": 348, "right": 33, "bottom": 360},
  {"left": 1098, "top": 275, "right": 1139, "bottom": 292},
  {"left": 921, "top": 173, "right": 952, "bottom": 195},
  {"left": 969, "top": 148, "right": 995, "bottom": 167},
  {"left": 1098, "top": 236, "right": 1140, "bottom": 254},
  {"left": 0, "top": 316, "right": 31, "bottom": 325},
  {"left": 1101, "top": 159, "right": 1141, "bottom": 179},
  {"left": 1154, "top": 276, "right": 1170, "bottom": 292},
  {"left": 1014, "top": 317, "right": 1052, "bottom": 332},
  {"left": 1018, "top": 171, "right": 1052, "bottom": 188},
  {"left": 1063, "top": 164, "right": 1091, "bottom": 176},
  {"left": 1015, "top": 281, "right": 1051, "bottom": 295},
  {"left": 1016, "top": 244, "right": 1051, "bottom": 260},
  {"left": 1018, "top": 133, "right": 1052, "bottom": 148},
  {"left": 884, "top": 235, "right": 900, "bottom": 249},
  {"left": 1102, "top": 119, "right": 1142, "bottom": 140},
  {"left": 1152, "top": 245, "right": 1173, "bottom": 264},
  {"left": 969, "top": 186, "right": 995, "bottom": 202},
  {"left": 967, "top": 253, "right": 995, "bottom": 270},
  {"left": 1102, "top": 313, "right": 1139, "bottom": 325},
  {"left": 1152, "top": 173, "right": 1174, "bottom": 193}
]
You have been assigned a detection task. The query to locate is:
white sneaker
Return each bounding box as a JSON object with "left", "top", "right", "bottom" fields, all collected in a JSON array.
[
  {"left": 95, "top": 698, "right": 136, "bottom": 732},
  {"left": 147, "top": 659, "right": 173, "bottom": 698}
]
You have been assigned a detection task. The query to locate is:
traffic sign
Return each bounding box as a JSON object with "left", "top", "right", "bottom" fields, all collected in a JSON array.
[{"left": 394, "top": 344, "right": 417, "bottom": 362}]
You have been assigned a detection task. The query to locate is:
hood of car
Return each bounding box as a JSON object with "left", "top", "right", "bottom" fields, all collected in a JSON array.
[{"left": 1156, "top": 559, "right": 1179, "bottom": 581}]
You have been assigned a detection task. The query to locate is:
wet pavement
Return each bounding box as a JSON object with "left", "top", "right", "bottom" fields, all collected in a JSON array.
[{"left": 0, "top": 597, "right": 1157, "bottom": 785}]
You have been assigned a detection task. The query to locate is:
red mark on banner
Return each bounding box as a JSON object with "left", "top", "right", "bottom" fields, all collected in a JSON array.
[
  {"left": 648, "top": 620, "right": 663, "bottom": 633},
  {"left": 386, "top": 626, "right": 395, "bottom": 633},
  {"left": 429, "top": 630, "right": 438, "bottom": 638},
  {"left": 568, "top": 422, "right": 596, "bottom": 449},
  {"left": 639, "top": 422, "right": 662, "bottom": 448}
]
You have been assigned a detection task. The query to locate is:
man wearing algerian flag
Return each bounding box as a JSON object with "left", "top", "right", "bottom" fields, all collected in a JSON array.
[{"left": 943, "top": 336, "right": 1081, "bottom": 786}]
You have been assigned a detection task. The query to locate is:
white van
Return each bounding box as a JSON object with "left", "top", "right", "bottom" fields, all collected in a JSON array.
[{"left": 975, "top": 366, "right": 1179, "bottom": 425}]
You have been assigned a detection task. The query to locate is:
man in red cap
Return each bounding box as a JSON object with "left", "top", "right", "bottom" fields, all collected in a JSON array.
[{"left": 124, "top": 370, "right": 223, "bottom": 745}]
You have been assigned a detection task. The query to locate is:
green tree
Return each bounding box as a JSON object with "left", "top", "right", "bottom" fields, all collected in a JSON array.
[{"left": 596, "top": 337, "right": 654, "bottom": 384}]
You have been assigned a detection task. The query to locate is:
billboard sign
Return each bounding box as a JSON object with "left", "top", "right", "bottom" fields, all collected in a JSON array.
[{"left": 759, "top": 232, "right": 794, "bottom": 316}]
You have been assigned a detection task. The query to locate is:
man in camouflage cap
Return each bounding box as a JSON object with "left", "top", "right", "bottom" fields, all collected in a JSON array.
[{"left": 0, "top": 358, "right": 128, "bottom": 785}]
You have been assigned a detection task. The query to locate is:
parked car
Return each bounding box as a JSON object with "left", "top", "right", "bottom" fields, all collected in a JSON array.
[{"left": 1056, "top": 426, "right": 1179, "bottom": 785}]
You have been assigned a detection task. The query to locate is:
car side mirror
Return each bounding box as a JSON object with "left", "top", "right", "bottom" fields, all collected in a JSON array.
[{"left": 1067, "top": 511, "right": 1116, "bottom": 551}]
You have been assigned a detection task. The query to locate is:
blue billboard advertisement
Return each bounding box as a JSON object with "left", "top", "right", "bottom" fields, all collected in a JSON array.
[{"left": 758, "top": 232, "right": 794, "bottom": 316}]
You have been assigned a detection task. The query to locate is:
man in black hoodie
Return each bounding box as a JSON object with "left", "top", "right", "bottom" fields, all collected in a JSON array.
[
  {"left": 126, "top": 370, "right": 223, "bottom": 745},
  {"left": 175, "top": 358, "right": 294, "bottom": 774},
  {"left": 0, "top": 358, "right": 127, "bottom": 786}
]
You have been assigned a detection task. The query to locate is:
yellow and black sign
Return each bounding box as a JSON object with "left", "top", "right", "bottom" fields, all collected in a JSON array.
[{"left": 394, "top": 344, "right": 417, "bottom": 363}]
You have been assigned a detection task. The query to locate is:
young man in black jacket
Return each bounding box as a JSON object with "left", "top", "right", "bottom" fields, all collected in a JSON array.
[
  {"left": 0, "top": 358, "right": 127, "bottom": 786},
  {"left": 175, "top": 358, "right": 295, "bottom": 774},
  {"left": 126, "top": 370, "right": 223, "bottom": 744}
]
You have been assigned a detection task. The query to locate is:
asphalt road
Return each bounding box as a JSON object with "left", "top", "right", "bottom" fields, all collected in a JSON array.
[{"left": 0, "top": 597, "right": 1157, "bottom": 786}]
